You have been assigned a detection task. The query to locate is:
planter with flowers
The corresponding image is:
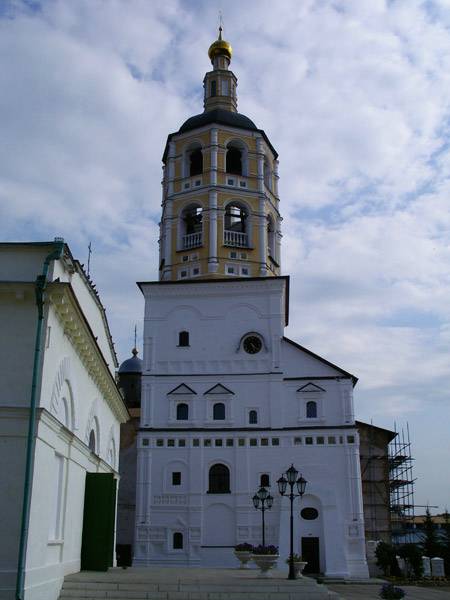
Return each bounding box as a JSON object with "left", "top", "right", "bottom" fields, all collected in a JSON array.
[
  {"left": 251, "top": 545, "right": 279, "bottom": 578},
  {"left": 285, "top": 554, "right": 308, "bottom": 578},
  {"left": 379, "top": 583, "right": 405, "bottom": 599},
  {"left": 234, "top": 543, "right": 253, "bottom": 569}
]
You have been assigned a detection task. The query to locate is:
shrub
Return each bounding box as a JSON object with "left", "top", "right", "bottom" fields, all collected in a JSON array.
[
  {"left": 379, "top": 583, "right": 405, "bottom": 599},
  {"left": 398, "top": 543, "right": 423, "bottom": 579},
  {"left": 235, "top": 543, "right": 253, "bottom": 552},
  {"left": 375, "top": 542, "right": 399, "bottom": 576},
  {"left": 252, "top": 545, "right": 279, "bottom": 555}
]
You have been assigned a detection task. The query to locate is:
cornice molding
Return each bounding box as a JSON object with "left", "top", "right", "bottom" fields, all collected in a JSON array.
[{"left": 48, "top": 283, "right": 129, "bottom": 424}]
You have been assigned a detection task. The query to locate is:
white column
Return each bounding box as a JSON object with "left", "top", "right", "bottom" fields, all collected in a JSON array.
[
  {"left": 256, "top": 137, "right": 264, "bottom": 193},
  {"left": 167, "top": 141, "right": 176, "bottom": 196},
  {"left": 258, "top": 196, "right": 268, "bottom": 276},
  {"left": 208, "top": 190, "right": 219, "bottom": 273},
  {"left": 163, "top": 201, "right": 173, "bottom": 280},
  {"left": 273, "top": 159, "right": 279, "bottom": 197},
  {"left": 210, "top": 128, "right": 218, "bottom": 186},
  {"left": 276, "top": 218, "right": 282, "bottom": 268}
]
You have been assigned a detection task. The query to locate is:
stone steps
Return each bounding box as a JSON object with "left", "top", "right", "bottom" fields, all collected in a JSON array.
[{"left": 58, "top": 568, "right": 341, "bottom": 600}]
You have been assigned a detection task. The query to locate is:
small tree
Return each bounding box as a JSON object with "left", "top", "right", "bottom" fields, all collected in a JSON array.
[
  {"left": 421, "top": 507, "right": 443, "bottom": 558},
  {"left": 441, "top": 511, "right": 450, "bottom": 576},
  {"left": 397, "top": 543, "right": 423, "bottom": 579},
  {"left": 375, "top": 542, "right": 399, "bottom": 576}
]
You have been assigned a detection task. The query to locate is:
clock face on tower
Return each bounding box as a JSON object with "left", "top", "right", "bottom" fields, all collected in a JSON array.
[{"left": 243, "top": 335, "right": 262, "bottom": 354}]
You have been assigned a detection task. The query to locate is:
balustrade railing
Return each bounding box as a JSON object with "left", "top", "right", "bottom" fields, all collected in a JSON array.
[
  {"left": 224, "top": 230, "right": 248, "bottom": 247},
  {"left": 182, "top": 232, "right": 202, "bottom": 249}
]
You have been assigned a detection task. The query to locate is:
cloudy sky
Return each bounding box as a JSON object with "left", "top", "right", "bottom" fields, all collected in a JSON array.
[{"left": 1, "top": 0, "right": 449, "bottom": 512}]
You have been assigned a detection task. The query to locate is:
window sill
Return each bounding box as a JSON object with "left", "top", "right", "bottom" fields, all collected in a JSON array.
[
  {"left": 48, "top": 539, "right": 64, "bottom": 546},
  {"left": 207, "top": 491, "right": 231, "bottom": 494}
]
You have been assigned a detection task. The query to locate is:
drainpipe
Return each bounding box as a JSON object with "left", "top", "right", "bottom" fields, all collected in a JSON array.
[{"left": 15, "top": 238, "right": 65, "bottom": 600}]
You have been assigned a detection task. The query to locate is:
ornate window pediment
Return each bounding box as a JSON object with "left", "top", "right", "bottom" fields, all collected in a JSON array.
[
  {"left": 204, "top": 383, "right": 234, "bottom": 395},
  {"left": 297, "top": 382, "right": 326, "bottom": 393},
  {"left": 167, "top": 383, "right": 197, "bottom": 395}
]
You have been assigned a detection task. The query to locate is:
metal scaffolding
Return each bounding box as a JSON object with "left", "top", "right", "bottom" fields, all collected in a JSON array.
[{"left": 389, "top": 422, "right": 416, "bottom": 544}]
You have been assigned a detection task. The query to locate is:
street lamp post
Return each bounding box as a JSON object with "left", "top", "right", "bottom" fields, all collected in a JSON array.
[
  {"left": 277, "top": 465, "right": 307, "bottom": 580},
  {"left": 252, "top": 486, "right": 274, "bottom": 547}
]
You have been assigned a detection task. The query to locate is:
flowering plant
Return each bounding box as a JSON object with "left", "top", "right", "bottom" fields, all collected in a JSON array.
[
  {"left": 379, "top": 583, "right": 405, "bottom": 599},
  {"left": 285, "top": 554, "right": 303, "bottom": 563},
  {"left": 235, "top": 543, "right": 253, "bottom": 552},
  {"left": 252, "top": 545, "right": 279, "bottom": 555}
]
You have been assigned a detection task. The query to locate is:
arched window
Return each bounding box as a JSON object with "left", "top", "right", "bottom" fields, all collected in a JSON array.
[
  {"left": 208, "top": 464, "right": 230, "bottom": 493},
  {"left": 211, "top": 80, "right": 217, "bottom": 97},
  {"left": 267, "top": 216, "right": 276, "bottom": 258},
  {"left": 260, "top": 474, "right": 270, "bottom": 487},
  {"left": 176, "top": 403, "right": 189, "bottom": 420},
  {"left": 189, "top": 148, "right": 203, "bottom": 176},
  {"left": 88, "top": 429, "right": 96, "bottom": 453},
  {"left": 179, "top": 331, "right": 189, "bottom": 347},
  {"left": 181, "top": 204, "right": 203, "bottom": 249},
  {"left": 213, "top": 402, "right": 225, "bottom": 420},
  {"left": 226, "top": 146, "right": 242, "bottom": 175},
  {"left": 225, "top": 204, "right": 247, "bottom": 233},
  {"left": 249, "top": 410, "right": 258, "bottom": 424},
  {"left": 173, "top": 532, "right": 183, "bottom": 549},
  {"left": 306, "top": 401, "right": 317, "bottom": 418}
]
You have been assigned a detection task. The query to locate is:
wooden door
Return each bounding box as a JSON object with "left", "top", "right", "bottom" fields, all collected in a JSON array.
[
  {"left": 301, "top": 537, "right": 320, "bottom": 573},
  {"left": 81, "top": 473, "right": 117, "bottom": 571}
]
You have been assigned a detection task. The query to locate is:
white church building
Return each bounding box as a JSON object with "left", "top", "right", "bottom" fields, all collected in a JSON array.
[{"left": 134, "top": 30, "right": 369, "bottom": 578}]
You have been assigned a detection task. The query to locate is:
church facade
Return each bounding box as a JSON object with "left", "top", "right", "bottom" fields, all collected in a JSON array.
[{"left": 134, "top": 31, "right": 369, "bottom": 578}]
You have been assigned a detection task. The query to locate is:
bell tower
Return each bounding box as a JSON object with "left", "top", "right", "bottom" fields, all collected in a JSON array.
[{"left": 159, "top": 28, "right": 281, "bottom": 281}]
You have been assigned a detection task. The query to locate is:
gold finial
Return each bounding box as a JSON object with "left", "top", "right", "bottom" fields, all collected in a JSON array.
[{"left": 208, "top": 13, "right": 232, "bottom": 63}]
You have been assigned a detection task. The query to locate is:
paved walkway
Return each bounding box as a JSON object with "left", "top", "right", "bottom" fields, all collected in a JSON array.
[{"left": 328, "top": 583, "right": 450, "bottom": 600}]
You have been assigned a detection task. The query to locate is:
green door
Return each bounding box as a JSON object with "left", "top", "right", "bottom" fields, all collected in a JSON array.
[{"left": 81, "top": 473, "right": 117, "bottom": 571}]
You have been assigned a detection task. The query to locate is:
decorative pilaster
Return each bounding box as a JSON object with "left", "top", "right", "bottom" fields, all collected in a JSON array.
[
  {"left": 162, "top": 201, "right": 172, "bottom": 280},
  {"left": 208, "top": 190, "right": 219, "bottom": 273},
  {"left": 258, "top": 197, "right": 268, "bottom": 276},
  {"left": 256, "top": 137, "right": 265, "bottom": 193},
  {"left": 273, "top": 160, "right": 279, "bottom": 197},
  {"left": 167, "top": 141, "right": 176, "bottom": 197},
  {"left": 210, "top": 128, "right": 218, "bottom": 186}
]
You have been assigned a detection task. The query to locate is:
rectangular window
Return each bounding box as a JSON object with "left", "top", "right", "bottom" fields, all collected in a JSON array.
[
  {"left": 222, "top": 79, "right": 229, "bottom": 95},
  {"left": 294, "top": 437, "right": 302, "bottom": 445},
  {"left": 204, "top": 439, "right": 211, "bottom": 447},
  {"left": 227, "top": 178, "right": 235, "bottom": 186},
  {"left": 230, "top": 251, "right": 237, "bottom": 259},
  {"left": 167, "top": 439, "right": 175, "bottom": 447},
  {"left": 305, "top": 437, "right": 313, "bottom": 445},
  {"left": 240, "top": 253, "right": 247, "bottom": 259},
  {"left": 238, "top": 438, "right": 246, "bottom": 447},
  {"left": 215, "top": 439, "right": 223, "bottom": 447},
  {"left": 226, "top": 438, "right": 234, "bottom": 447},
  {"left": 184, "top": 182, "right": 190, "bottom": 189},
  {"left": 317, "top": 436, "right": 325, "bottom": 445},
  {"left": 227, "top": 266, "right": 235, "bottom": 274},
  {"left": 195, "top": 179, "right": 201, "bottom": 187},
  {"left": 178, "top": 439, "right": 186, "bottom": 447},
  {"left": 328, "top": 436, "right": 336, "bottom": 444},
  {"left": 192, "top": 267, "right": 200, "bottom": 276},
  {"left": 241, "top": 267, "right": 249, "bottom": 276},
  {"left": 172, "top": 472, "right": 181, "bottom": 485},
  {"left": 156, "top": 439, "right": 164, "bottom": 447},
  {"left": 250, "top": 439, "right": 258, "bottom": 447},
  {"left": 193, "top": 438, "right": 200, "bottom": 447},
  {"left": 347, "top": 435, "right": 355, "bottom": 444},
  {"left": 271, "top": 438, "right": 280, "bottom": 446},
  {"left": 182, "top": 255, "right": 189, "bottom": 262},
  {"left": 239, "top": 180, "right": 247, "bottom": 188},
  {"left": 261, "top": 438, "right": 269, "bottom": 446}
]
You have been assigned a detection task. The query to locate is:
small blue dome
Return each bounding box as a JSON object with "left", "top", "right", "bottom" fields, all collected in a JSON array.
[{"left": 118, "top": 348, "right": 143, "bottom": 374}]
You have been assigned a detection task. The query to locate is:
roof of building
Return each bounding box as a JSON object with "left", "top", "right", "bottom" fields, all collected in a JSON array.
[
  {"left": 118, "top": 348, "right": 143, "bottom": 374},
  {"left": 162, "top": 109, "right": 278, "bottom": 162}
]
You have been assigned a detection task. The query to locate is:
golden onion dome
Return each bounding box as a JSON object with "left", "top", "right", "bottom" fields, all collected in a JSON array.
[{"left": 208, "top": 26, "right": 232, "bottom": 62}]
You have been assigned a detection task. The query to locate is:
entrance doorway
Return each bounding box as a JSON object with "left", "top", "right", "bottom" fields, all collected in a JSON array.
[
  {"left": 301, "top": 537, "right": 320, "bottom": 574},
  {"left": 81, "top": 473, "right": 117, "bottom": 570}
]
